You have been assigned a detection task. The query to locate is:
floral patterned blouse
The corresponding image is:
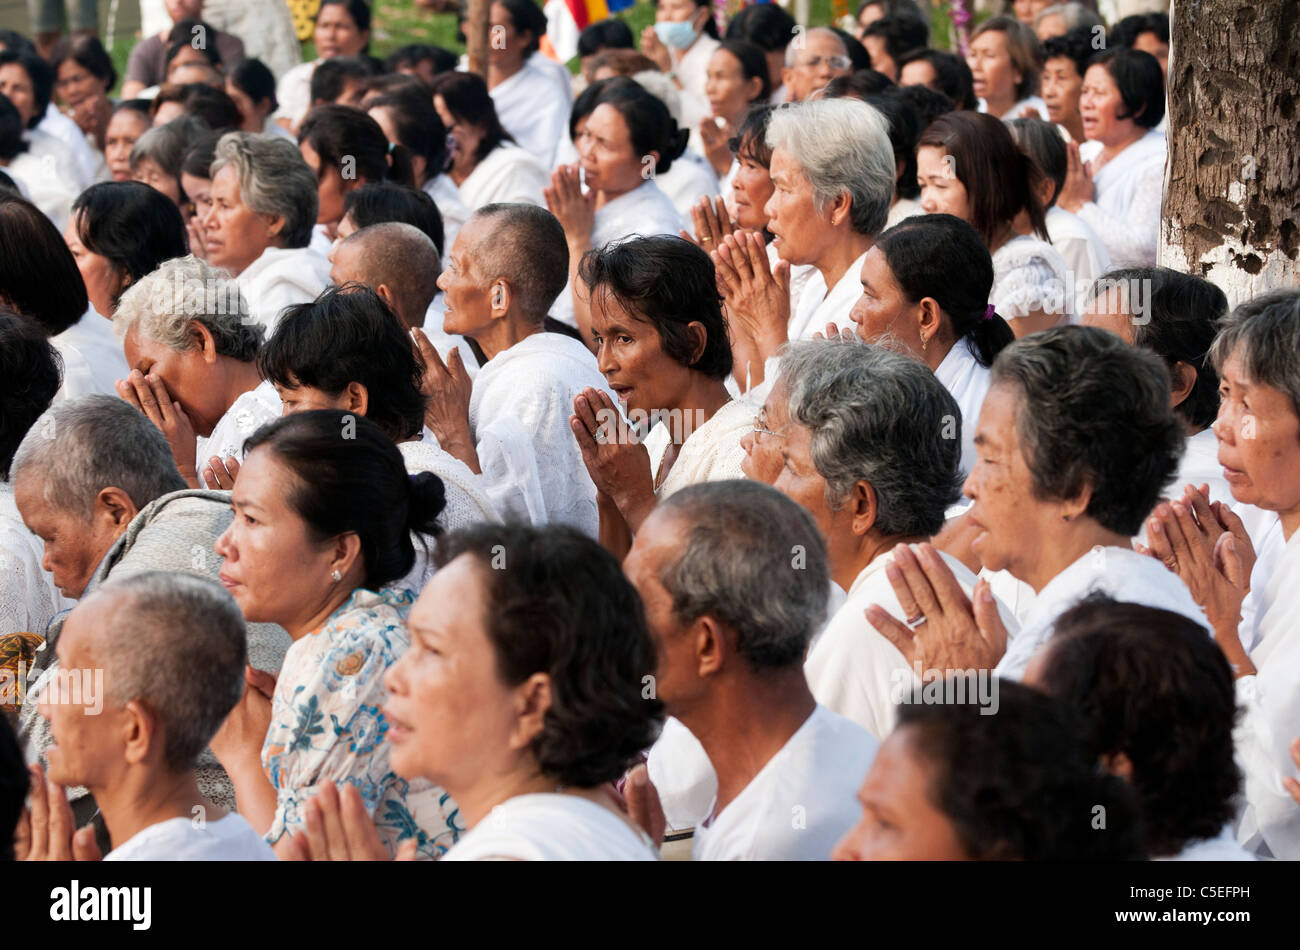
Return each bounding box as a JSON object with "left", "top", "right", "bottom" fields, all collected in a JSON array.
[{"left": 261, "top": 587, "right": 462, "bottom": 858}]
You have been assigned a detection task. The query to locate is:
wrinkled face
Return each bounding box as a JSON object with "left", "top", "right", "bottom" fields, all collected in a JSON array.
[
  {"left": 589, "top": 286, "right": 696, "bottom": 419},
  {"left": 771, "top": 412, "right": 838, "bottom": 542},
  {"left": 226, "top": 78, "right": 270, "bottom": 133},
  {"left": 132, "top": 156, "right": 182, "bottom": 207},
  {"left": 122, "top": 324, "right": 228, "bottom": 437},
  {"left": 899, "top": 58, "right": 939, "bottom": 91},
  {"left": 105, "top": 109, "right": 150, "bottom": 181},
  {"left": 435, "top": 216, "right": 493, "bottom": 339},
  {"left": 577, "top": 103, "right": 647, "bottom": 199},
  {"left": 300, "top": 139, "right": 360, "bottom": 236},
  {"left": 785, "top": 31, "right": 851, "bottom": 102},
  {"left": 383, "top": 554, "right": 524, "bottom": 787},
  {"left": 916, "top": 146, "right": 969, "bottom": 222},
  {"left": 201, "top": 163, "right": 279, "bottom": 276},
  {"left": 967, "top": 30, "right": 1018, "bottom": 107},
  {"left": 180, "top": 171, "right": 212, "bottom": 225},
  {"left": 1132, "top": 31, "right": 1169, "bottom": 78},
  {"left": 213, "top": 446, "right": 339, "bottom": 627},
  {"left": 434, "top": 94, "right": 485, "bottom": 169},
  {"left": 832, "top": 726, "right": 969, "bottom": 860},
  {"left": 731, "top": 144, "right": 774, "bottom": 232},
  {"left": 962, "top": 382, "right": 1056, "bottom": 581},
  {"left": 1212, "top": 351, "right": 1300, "bottom": 517},
  {"left": 764, "top": 147, "right": 825, "bottom": 266},
  {"left": 0, "top": 63, "right": 36, "bottom": 125},
  {"left": 849, "top": 245, "right": 923, "bottom": 356},
  {"left": 315, "top": 3, "right": 369, "bottom": 60},
  {"left": 862, "top": 35, "right": 897, "bottom": 82},
  {"left": 55, "top": 58, "right": 105, "bottom": 108},
  {"left": 1079, "top": 63, "right": 1131, "bottom": 145},
  {"left": 740, "top": 379, "right": 789, "bottom": 486},
  {"left": 14, "top": 472, "right": 121, "bottom": 600},
  {"left": 623, "top": 508, "right": 694, "bottom": 713},
  {"left": 1040, "top": 56, "right": 1083, "bottom": 127},
  {"left": 705, "top": 48, "right": 760, "bottom": 122},
  {"left": 38, "top": 594, "right": 124, "bottom": 789},
  {"left": 64, "top": 211, "right": 126, "bottom": 319}
]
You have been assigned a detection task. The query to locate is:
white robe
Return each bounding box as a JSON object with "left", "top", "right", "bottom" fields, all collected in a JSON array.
[
  {"left": 978, "top": 95, "right": 1049, "bottom": 120},
  {"left": 195, "top": 379, "right": 283, "bottom": 486},
  {"left": 934, "top": 340, "right": 991, "bottom": 479},
  {"left": 643, "top": 397, "right": 752, "bottom": 499},
  {"left": 1234, "top": 526, "right": 1300, "bottom": 858},
  {"left": 1045, "top": 205, "right": 1112, "bottom": 318},
  {"left": 457, "top": 143, "right": 548, "bottom": 212},
  {"left": 490, "top": 60, "right": 572, "bottom": 169},
  {"left": 789, "top": 251, "right": 868, "bottom": 344},
  {"left": 552, "top": 180, "right": 684, "bottom": 328},
  {"left": 0, "top": 480, "right": 74, "bottom": 637},
  {"left": 1077, "top": 129, "right": 1166, "bottom": 269},
  {"left": 996, "top": 545, "right": 1206, "bottom": 680},
  {"left": 468, "top": 331, "right": 613, "bottom": 536},
  {"left": 272, "top": 59, "right": 317, "bottom": 132},
  {"left": 236, "top": 245, "right": 332, "bottom": 335},
  {"left": 442, "top": 793, "right": 657, "bottom": 861},
  {"left": 653, "top": 149, "right": 720, "bottom": 229},
  {"left": 990, "top": 234, "right": 1072, "bottom": 323},
  {"left": 9, "top": 129, "right": 81, "bottom": 231},
  {"left": 423, "top": 174, "right": 470, "bottom": 260},
  {"left": 50, "top": 308, "right": 129, "bottom": 403},
  {"left": 884, "top": 197, "right": 923, "bottom": 230},
  {"left": 807, "top": 548, "right": 1019, "bottom": 740},
  {"left": 38, "top": 104, "right": 98, "bottom": 187}
]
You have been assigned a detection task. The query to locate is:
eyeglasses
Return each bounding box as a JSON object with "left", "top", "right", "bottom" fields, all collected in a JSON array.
[
  {"left": 796, "top": 54, "right": 852, "bottom": 71},
  {"left": 751, "top": 407, "right": 788, "bottom": 441}
]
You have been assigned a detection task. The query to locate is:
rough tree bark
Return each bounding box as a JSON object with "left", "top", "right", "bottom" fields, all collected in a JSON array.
[
  {"left": 466, "top": 0, "right": 491, "bottom": 77},
  {"left": 1159, "top": 0, "right": 1299, "bottom": 304}
]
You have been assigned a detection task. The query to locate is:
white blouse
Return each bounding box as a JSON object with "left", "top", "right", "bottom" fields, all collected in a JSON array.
[
  {"left": 441, "top": 793, "right": 658, "bottom": 861},
  {"left": 1076, "top": 129, "right": 1166, "bottom": 269},
  {"left": 458, "top": 143, "right": 548, "bottom": 212},
  {"left": 990, "top": 234, "right": 1072, "bottom": 324},
  {"left": 236, "top": 245, "right": 332, "bottom": 334}
]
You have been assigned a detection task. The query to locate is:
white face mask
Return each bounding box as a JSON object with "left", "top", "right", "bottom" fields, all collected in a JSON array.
[{"left": 654, "top": 18, "right": 700, "bottom": 51}]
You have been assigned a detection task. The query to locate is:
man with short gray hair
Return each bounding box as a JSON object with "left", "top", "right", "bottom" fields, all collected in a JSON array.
[
  {"left": 18, "top": 572, "right": 275, "bottom": 861},
  {"left": 625, "top": 480, "right": 878, "bottom": 860},
  {"left": 781, "top": 27, "right": 852, "bottom": 102}
]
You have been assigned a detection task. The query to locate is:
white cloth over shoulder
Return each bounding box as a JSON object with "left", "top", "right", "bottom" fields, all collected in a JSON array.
[
  {"left": 643, "top": 398, "right": 752, "bottom": 499},
  {"left": 469, "top": 331, "right": 612, "bottom": 536},
  {"left": 996, "top": 545, "right": 1206, "bottom": 680},
  {"left": 490, "top": 60, "right": 572, "bottom": 168},
  {"left": 457, "top": 143, "right": 548, "bottom": 212},
  {"left": 0, "top": 480, "right": 74, "bottom": 637},
  {"left": 51, "top": 309, "right": 130, "bottom": 403},
  {"left": 692, "top": 705, "right": 877, "bottom": 860},
  {"left": 788, "top": 251, "right": 868, "bottom": 344},
  {"left": 236, "top": 245, "right": 332, "bottom": 334},
  {"left": 934, "top": 340, "right": 992, "bottom": 478},
  {"left": 807, "top": 549, "right": 1018, "bottom": 739},
  {"left": 1234, "top": 527, "right": 1300, "bottom": 859},
  {"left": 442, "top": 793, "right": 658, "bottom": 861},
  {"left": 196, "top": 380, "right": 283, "bottom": 485},
  {"left": 991, "top": 234, "right": 1072, "bottom": 323},
  {"left": 1077, "top": 129, "right": 1166, "bottom": 269},
  {"left": 104, "top": 813, "right": 277, "bottom": 861}
]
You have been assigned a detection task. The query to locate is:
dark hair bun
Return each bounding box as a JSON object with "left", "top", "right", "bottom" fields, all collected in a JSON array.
[{"left": 407, "top": 470, "right": 446, "bottom": 536}]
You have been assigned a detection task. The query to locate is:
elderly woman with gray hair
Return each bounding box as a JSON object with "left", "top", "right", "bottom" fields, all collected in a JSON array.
[
  {"left": 112, "top": 255, "right": 281, "bottom": 490},
  {"left": 741, "top": 338, "right": 1017, "bottom": 738},
  {"left": 710, "top": 97, "right": 895, "bottom": 397},
  {"left": 199, "top": 131, "right": 332, "bottom": 332}
]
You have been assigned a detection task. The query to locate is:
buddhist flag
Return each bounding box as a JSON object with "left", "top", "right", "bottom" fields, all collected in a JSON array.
[{"left": 545, "top": 0, "right": 637, "bottom": 63}]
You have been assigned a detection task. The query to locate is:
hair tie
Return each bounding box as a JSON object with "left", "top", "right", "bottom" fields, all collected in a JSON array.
[
  {"left": 388, "top": 141, "right": 396, "bottom": 154},
  {"left": 982, "top": 305, "right": 996, "bottom": 321}
]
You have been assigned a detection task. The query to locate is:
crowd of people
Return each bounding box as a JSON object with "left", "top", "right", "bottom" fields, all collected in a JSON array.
[{"left": 1, "top": 0, "right": 1296, "bottom": 864}]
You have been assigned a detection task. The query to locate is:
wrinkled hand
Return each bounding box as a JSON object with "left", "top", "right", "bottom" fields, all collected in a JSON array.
[
  {"left": 1055, "top": 140, "right": 1095, "bottom": 211},
  {"left": 570, "top": 387, "right": 654, "bottom": 526},
  {"left": 16, "top": 763, "right": 102, "bottom": 861},
  {"left": 117, "top": 369, "right": 199, "bottom": 484},
  {"left": 867, "top": 542, "right": 1008, "bottom": 672},
  {"left": 639, "top": 25, "right": 672, "bottom": 72},
  {"left": 1143, "top": 487, "right": 1252, "bottom": 655},
  {"left": 698, "top": 116, "right": 735, "bottom": 177},
  {"left": 283, "top": 782, "right": 415, "bottom": 861},
  {"left": 414, "top": 328, "right": 477, "bottom": 469},
  {"left": 209, "top": 665, "right": 274, "bottom": 772},
  {"left": 544, "top": 163, "right": 596, "bottom": 242},
  {"left": 711, "top": 230, "right": 791, "bottom": 359},
  {"left": 812, "top": 321, "right": 857, "bottom": 343},
  {"left": 680, "top": 195, "right": 735, "bottom": 253},
  {"left": 202, "top": 455, "right": 241, "bottom": 490}
]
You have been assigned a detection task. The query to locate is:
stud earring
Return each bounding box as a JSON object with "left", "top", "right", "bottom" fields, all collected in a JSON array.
[{"left": 331, "top": 569, "right": 342, "bottom": 581}]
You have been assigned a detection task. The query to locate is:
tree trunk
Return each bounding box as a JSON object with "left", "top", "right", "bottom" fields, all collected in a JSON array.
[
  {"left": 1159, "top": 0, "right": 1299, "bottom": 305},
  {"left": 466, "top": 0, "right": 491, "bottom": 77}
]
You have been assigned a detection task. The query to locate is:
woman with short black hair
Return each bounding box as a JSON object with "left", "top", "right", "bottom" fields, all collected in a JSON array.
[
  {"left": 104, "top": 101, "right": 151, "bottom": 182},
  {"left": 966, "top": 15, "right": 1046, "bottom": 119},
  {"left": 487, "top": 0, "right": 572, "bottom": 167},
  {"left": 1057, "top": 48, "right": 1167, "bottom": 269},
  {"left": 338, "top": 182, "right": 445, "bottom": 256},
  {"left": 0, "top": 50, "right": 83, "bottom": 228},
  {"left": 210, "top": 408, "right": 462, "bottom": 860},
  {"left": 570, "top": 234, "right": 750, "bottom": 558},
  {"left": 897, "top": 48, "right": 977, "bottom": 111},
  {"left": 430, "top": 71, "right": 547, "bottom": 212},
  {"left": 49, "top": 35, "right": 115, "bottom": 155},
  {"left": 226, "top": 59, "right": 282, "bottom": 137},
  {"left": 699, "top": 39, "right": 769, "bottom": 177},
  {"left": 274, "top": 0, "right": 373, "bottom": 134}
]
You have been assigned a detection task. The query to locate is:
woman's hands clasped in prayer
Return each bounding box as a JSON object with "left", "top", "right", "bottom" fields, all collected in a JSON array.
[
  {"left": 709, "top": 230, "right": 790, "bottom": 390},
  {"left": 570, "top": 387, "right": 655, "bottom": 532},
  {"left": 14, "top": 763, "right": 103, "bottom": 861}
]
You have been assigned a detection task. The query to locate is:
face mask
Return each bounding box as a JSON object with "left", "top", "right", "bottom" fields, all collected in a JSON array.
[{"left": 654, "top": 19, "right": 699, "bottom": 51}]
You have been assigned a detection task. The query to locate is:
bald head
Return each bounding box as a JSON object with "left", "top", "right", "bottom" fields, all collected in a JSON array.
[
  {"left": 467, "top": 203, "right": 570, "bottom": 324},
  {"left": 331, "top": 222, "right": 441, "bottom": 330}
]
